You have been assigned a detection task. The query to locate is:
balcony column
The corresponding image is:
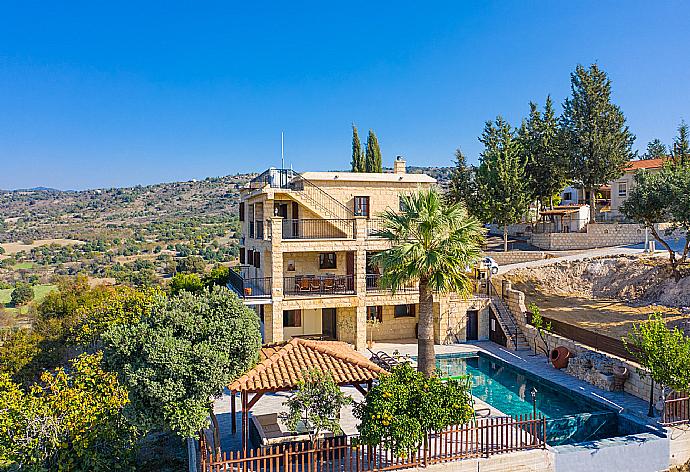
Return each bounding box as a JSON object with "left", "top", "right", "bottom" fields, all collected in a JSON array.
[
  {"left": 266, "top": 216, "right": 284, "bottom": 343},
  {"left": 353, "top": 217, "right": 368, "bottom": 351}
]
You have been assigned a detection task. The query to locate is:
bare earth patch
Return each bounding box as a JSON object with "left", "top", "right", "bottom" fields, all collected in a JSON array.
[
  {"left": 0, "top": 238, "right": 84, "bottom": 256},
  {"left": 505, "top": 255, "right": 690, "bottom": 339}
]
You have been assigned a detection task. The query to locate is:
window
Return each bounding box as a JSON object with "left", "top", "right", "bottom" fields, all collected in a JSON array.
[
  {"left": 253, "top": 251, "right": 261, "bottom": 269},
  {"left": 239, "top": 202, "right": 245, "bottom": 221},
  {"left": 618, "top": 182, "right": 627, "bottom": 198},
  {"left": 394, "top": 304, "right": 416, "bottom": 318},
  {"left": 367, "top": 306, "right": 383, "bottom": 323},
  {"left": 247, "top": 249, "right": 253, "bottom": 266},
  {"left": 283, "top": 310, "right": 302, "bottom": 327},
  {"left": 354, "top": 196, "right": 370, "bottom": 217},
  {"left": 239, "top": 247, "right": 245, "bottom": 264},
  {"left": 319, "top": 252, "right": 337, "bottom": 269},
  {"left": 562, "top": 192, "right": 572, "bottom": 201}
]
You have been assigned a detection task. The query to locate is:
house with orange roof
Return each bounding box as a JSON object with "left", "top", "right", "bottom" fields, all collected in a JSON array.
[{"left": 609, "top": 157, "right": 665, "bottom": 216}]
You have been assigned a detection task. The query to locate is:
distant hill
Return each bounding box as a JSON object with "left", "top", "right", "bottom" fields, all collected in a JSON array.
[{"left": 0, "top": 174, "right": 255, "bottom": 243}]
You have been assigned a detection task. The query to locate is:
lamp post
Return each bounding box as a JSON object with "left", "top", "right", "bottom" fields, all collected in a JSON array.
[{"left": 531, "top": 387, "right": 538, "bottom": 419}]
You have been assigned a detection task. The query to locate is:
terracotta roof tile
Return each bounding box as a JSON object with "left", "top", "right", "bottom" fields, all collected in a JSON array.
[
  {"left": 228, "top": 338, "right": 385, "bottom": 393},
  {"left": 626, "top": 158, "right": 665, "bottom": 171}
]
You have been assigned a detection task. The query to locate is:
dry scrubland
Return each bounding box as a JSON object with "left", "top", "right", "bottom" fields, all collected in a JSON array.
[{"left": 505, "top": 255, "right": 690, "bottom": 339}]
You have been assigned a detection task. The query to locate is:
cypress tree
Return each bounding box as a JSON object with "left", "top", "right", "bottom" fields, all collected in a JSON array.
[
  {"left": 365, "top": 130, "right": 383, "bottom": 172},
  {"left": 672, "top": 120, "right": 690, "bottom": 167},
  {"left": 643, "top": 139, "right": 667, "bottom": 160},
  {"left": 561, "top": 64, "right": 635, "bottom": 222},
  {"left": 351, "top": 124, "right": 365, "bottom": 172}
]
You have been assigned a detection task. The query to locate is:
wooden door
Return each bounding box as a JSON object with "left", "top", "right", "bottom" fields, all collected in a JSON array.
[
  {"left": 322, "top": 308, "right": 337, "bottom": 340},
  {"left": 466, "top": 310, "right": 479, "bottom": 341}
]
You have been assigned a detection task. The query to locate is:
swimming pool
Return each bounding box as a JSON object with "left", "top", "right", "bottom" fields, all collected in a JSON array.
[{"left": 435, "top": 352, "right": 649, "bottom": 445}]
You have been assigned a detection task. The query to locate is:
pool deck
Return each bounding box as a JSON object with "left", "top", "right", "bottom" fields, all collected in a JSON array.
[
  {"left": 375, "top": 340, "right": 660, "bottom": 428},
  {"left": 211, "top": 340, "right": 662, "bottom": 453}
]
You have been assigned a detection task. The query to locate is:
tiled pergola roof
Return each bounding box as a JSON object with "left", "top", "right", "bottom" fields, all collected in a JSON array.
[{"left": 229, "top": 338, "right": 385, "bottom": 394}]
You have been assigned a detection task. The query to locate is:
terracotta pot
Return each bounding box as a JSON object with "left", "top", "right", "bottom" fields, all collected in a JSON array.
[{"left": 550, "top": 346, "right": 571, "bottom": 369}]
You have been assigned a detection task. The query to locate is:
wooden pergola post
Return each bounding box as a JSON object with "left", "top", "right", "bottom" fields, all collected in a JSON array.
[{"left": 231, "top": 390, "right": 237, "bottom": 434}]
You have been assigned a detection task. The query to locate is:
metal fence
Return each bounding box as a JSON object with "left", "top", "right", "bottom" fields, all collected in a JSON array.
[
  {"left": 662, "top": 392, "right": 690, "bottom": 426},
  {"left": 282, "top": 219, "right": 355, "bottom": 240}
]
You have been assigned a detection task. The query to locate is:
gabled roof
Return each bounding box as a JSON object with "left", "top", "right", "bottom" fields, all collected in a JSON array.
[
  {"left": 228, "top": 338, "right": 385, "bottom": 393},
  {"left": 625, "top": 158, "right": 665, "bottom": 171}
]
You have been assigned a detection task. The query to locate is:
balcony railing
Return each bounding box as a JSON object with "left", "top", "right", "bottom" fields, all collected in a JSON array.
[
  {"left": 282, "top": 219, "right": 354, "bottom": 239},
  {"left": 366, "top": 273, "right": 418, "bottom": 293},
  {"left": 366, "top": 218, "right": 386, "bottom": 238},
  {"left": 249, "top": 168, "right": 297, "bottom": 189},
  {"left": 228, "top": 268, "right": 272, "bottom": 298},
  {"left": 284, "top": 275, "right": 355, "bottom": 296}
]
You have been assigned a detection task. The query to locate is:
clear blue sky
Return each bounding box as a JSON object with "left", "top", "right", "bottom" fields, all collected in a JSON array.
[{"left": 1, "top": 1, "right": 688, "bottom": 190}]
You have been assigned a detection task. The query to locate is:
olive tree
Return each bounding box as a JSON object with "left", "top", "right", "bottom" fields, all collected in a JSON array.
[{"left": 102, "top": 286, "right": 261, "bottom": 451}]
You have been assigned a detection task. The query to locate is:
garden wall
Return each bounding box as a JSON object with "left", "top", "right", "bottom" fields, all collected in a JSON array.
[
  {"left": 485, "top": 251, "right": 549, "bottom": 266},
  {"left": 530, "top": 223, "right": 646, "bottom": 250}
]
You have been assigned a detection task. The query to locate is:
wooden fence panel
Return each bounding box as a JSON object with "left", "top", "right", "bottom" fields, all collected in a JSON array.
[{"left": 199, "top": 416, "right": 546, "bottom": 472}]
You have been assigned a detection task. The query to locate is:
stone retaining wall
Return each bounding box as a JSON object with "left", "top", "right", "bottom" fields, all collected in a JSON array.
[
  {"left": 485, "top": 251, "right": 549, "bottom": 266},
  {"left": 500, "top": 280, "right": 657, "bottom": 405},
  {"left": 530, "top": 223, "right": 646, "bottom": 250}
]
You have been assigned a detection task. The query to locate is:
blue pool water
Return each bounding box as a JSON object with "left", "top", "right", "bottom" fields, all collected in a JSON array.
[
  {"left": 435, "top": 352, "right": 650, "bottom": 445},
  {"left": 436, "top": 353, "right": 597, "bottom": 419}
]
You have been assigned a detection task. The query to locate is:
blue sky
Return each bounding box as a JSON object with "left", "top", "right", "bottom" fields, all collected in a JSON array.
[{"left": 1, "top": 1, "right": 689, "bottom": 190}]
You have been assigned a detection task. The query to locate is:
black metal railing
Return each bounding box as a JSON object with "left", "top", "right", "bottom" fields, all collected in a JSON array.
[
  {"left": 365, "top": 274, "right": 418, "bottom": 293},
  {"left": 228, "top": 269, "right": 272, "bottom": 298},
  {"left": 288, "top": 173, "right": 354, "bottom": 221},
  {"left": 249, "top": 168, "right": 297, "bottom": 189},
  {"left": 282, "top": 219, "right": 354, "bottom": 239},
  {"left": 284, "top": 275, "right": 355, "bottom": 296}
]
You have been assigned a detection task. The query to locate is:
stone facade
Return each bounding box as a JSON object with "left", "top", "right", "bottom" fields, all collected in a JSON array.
[
  {"left": 485, "top": 251, "right": 549, "bottom": 266},
  {"left": 237, "top": 162, "right": 489, "bottom": 351}
]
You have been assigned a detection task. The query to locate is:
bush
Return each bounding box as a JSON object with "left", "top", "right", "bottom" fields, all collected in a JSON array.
[
  {"left": 10, "top": 284, "right": 34, "bottom": 306},
  {"left": 354, "top": 363, "right": 473, "bottom": 455},
  {"left": 176, "top": 255, "right": 206, "bottom": 274},
  {"left": 169, "top": 273, "right": 204, "bottom": 296}
]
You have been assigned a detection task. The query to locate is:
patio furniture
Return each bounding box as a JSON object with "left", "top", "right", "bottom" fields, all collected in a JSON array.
[
  {"left": 323, "top": 277, "right": 335, "bottom": 292},
  {"left": 310, "top": 277, "right": 322, "bottom": 291},
  {"left": 296, "top": 277, "right": 310, "bottom": 292}
]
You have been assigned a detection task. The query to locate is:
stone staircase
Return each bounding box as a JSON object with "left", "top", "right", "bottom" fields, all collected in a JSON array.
[{"left": 489, "top": 295, "right": 530, "bottom": 351}]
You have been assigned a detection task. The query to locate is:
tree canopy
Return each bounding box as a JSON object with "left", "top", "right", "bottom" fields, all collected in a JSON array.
[
  {"left": 0, "top": 352, "right": 139, "bottom": 471},
  {"left": 354, "top": 363, "right": 473, "bottom": 456},
  {"left": 621, "top": 165, "right": 690, "bottom": 278},
  {"left": 561, "top": 63, "right": 635, "bottom": 221},
  {"left": 518, "top": 96, "right": 568, "bottom": 208},
  {"left": 475, "top": 116, "right": 530, "bottom": 251},
  {"left": 365, "top": 130, "right": 383, "bottom": 173},
  {"left": 351, "top": 124, "right": 365, "bottom": 172},
  {"left": 101, "top": 286, "right": 262, "bottom": 439},
  {"left": 643, "top": 138, "right": 668, "bottom": 160}
]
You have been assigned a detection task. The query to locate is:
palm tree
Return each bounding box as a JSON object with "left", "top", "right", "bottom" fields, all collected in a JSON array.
[{"left": 371, "top": 189, "right": 485, "bottom": 376}]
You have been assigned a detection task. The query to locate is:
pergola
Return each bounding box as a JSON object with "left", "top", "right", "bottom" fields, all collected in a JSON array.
[{"left": 228, "top": 338, "right": 386, "bottom": 450}]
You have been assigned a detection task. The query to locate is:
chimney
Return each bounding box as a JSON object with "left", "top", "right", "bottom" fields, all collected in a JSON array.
[{"left": 393, "top": 156, "right": 406, "bottom": 174}]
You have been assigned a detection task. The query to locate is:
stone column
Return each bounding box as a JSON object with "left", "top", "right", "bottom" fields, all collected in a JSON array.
[
  {"left": 353, "top": 217, "right": 368, "bottom": 351},
  {"left": 266, "top": 217, "right": 284, "bottom": 343}
]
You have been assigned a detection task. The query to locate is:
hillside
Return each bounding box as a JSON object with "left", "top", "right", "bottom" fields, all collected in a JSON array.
[{"left": 0, "top": 174, "right": 255, "bottom": 243}]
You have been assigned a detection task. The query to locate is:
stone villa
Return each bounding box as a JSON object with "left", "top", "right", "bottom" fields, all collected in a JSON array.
[{"left": 230, "top": 158, "right": 505, "bottom": 350}]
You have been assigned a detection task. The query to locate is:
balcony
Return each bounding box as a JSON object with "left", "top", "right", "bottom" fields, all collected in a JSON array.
[
  {"left": 284, "top": 275, "right": 355, "bottom": 296},
  {"left": 228, "top": 267, "right": 272, "bottom": 299},
  {"left": 282, "top": 219, "right": 354, "bottom": 240},
  {"left": 365, "top": 273, "right": 418, "bottom": 293}
]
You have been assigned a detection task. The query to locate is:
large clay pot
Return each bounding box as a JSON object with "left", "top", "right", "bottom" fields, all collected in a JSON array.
[
  {"left": 612, "top": 366, "right": 629, "bottom": 391},
  {"left": 550, "top": 346, "right": 571, "bottom": 369}
]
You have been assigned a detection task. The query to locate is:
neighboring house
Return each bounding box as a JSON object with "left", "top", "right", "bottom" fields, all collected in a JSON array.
[
  {"left": 609, "top": 157, "right": 665, "bottom": 216},
  {"left": 231, "top": 158, "right": 496, "bottom": 350},
  {"left": 558, "top": 157, "right": 666, "bottom": 219},
  {"left": 536, "top": 205, "right": 590, "bottom": 233}
]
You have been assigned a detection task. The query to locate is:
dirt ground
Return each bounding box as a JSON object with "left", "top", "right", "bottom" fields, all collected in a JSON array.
[
  {"left": 505, "top": 255, "right": 690, "bottom": 339},
  {"left": 0, "top": 238, "right": 84, "bottom": 258}
]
